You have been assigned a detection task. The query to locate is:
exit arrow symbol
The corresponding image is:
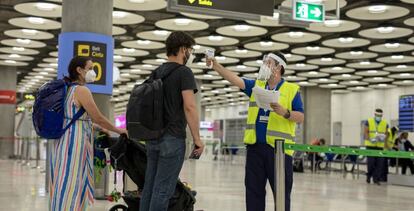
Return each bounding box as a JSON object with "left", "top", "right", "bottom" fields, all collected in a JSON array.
[
  {"left": 310, "top": 7, "right": 322, "bottom": 18},
  {"left": 188, "top": 0, "right": 196, "bottom": 4}
]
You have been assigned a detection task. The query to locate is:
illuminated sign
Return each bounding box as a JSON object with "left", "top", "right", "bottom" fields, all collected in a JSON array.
[
  {"left": 58, "top": 32, "right": 114, "bottom": 95},
  {"left": 169, "top": 0, "right": 276, "bottom": 21}
]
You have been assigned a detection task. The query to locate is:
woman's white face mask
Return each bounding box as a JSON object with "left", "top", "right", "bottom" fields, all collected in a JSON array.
[{"left": 85, "top": 69, "right": 96, "bottom": 83}]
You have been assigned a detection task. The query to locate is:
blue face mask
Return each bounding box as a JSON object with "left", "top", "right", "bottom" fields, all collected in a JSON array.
[{"left": 375, "top": 117, "right": 382, "bottom": 122}]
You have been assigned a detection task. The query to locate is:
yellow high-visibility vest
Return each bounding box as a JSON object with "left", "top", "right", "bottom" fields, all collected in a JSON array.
[
  {"left": 243, "top": 80, "right": 300, "bottom": 156},
  {"left": 386, "top": 128, "right": 396, "bottom": 150},
  {"left": 364, "top": 118, "right": 387, "bottom": 148}
]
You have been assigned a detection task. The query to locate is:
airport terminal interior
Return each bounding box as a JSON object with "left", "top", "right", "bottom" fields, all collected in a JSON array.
[{"left": 0, "top": 0, "right": 414, "bottom": 210}]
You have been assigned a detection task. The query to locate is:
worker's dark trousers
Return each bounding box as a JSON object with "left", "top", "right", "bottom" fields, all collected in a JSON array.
[
  {"left": 367, "top": 156, "right": 384, "bottom": 183},
  {"left": 366, "top": 147, "right": 384, "bottom": 183},
  {"left": 245, "top": 144, "right": 293, "bottom": 211}
]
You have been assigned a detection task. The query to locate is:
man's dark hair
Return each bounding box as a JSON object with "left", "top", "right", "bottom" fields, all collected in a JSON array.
[
  {"left": 273, "top": 52, "right": 287, "bottom": 75},
  {"left": 166, "top": 31, "right": 195, "bottom": 57},
  {"left": 319, "top": 138, "right": 326, "bottom": 145},
  {"left": 65, "top": 56, "right": 92, "bottom": 82},
  {"left": 375, "top": 108, "right": 383, "bottom": 114}
]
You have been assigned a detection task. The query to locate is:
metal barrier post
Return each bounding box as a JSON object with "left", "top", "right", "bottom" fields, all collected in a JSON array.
[
  {"left": 341, "top": 155, "right": 346, "bottom": 177},
  {"left": 275, "top": 139, "right": 285, "bottom": 211},
  {"left": 357, "top": 160, "right": 360, "bottom": 179},
  {"left": 25, "top": 138, "right": 31, "bottom": 166},
  {"left": 312, "top": 153, "right": 316, "bottom": 172},
  {"left": 32, "top": 137, "right": 41, "bottom": 169},
  {"left": 396, "top": 158, "right": 399, "bottom": 174}
]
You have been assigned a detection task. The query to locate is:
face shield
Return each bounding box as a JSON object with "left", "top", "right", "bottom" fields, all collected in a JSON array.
[{"left": 257, "top": 53, "right": 287, "bottom": 81}]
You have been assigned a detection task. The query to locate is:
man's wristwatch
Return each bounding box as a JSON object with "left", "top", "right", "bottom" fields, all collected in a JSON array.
[{"left": 283, "top": 110, "right": 291, "bottom": 119}]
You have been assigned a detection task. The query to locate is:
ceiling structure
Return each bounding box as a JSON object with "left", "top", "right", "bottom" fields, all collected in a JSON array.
[{"left": 0, "top": 0, "right": 413, "bottom": 114}]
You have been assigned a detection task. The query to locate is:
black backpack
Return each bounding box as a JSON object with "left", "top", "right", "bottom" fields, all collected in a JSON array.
[{"left": 126, "top": 64, "right": 182, "bottom": 141}]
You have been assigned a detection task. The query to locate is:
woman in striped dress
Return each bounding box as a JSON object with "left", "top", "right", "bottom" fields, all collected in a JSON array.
[{"left": 49, "top": 56, "right": 127, "bottom": 211}]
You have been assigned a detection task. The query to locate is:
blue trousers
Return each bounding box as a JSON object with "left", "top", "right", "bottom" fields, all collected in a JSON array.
[
  {"left": 367, "top": 156, "right": 384, "bottom": 183},
  {"left": 139, "top": 134, "right": 186, "bottom": 211},
  {"left": 245, "top": 144, "right": 293, "bottom": 211}
]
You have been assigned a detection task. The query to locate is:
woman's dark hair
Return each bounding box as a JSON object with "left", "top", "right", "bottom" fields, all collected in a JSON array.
[
  {"left": 273, "top": 52, "right": 287, "bottom": 75},
  {"left": 64, "top": 56, "right": 92, "bottom": 82},
  {"left": 166, "top": 31, "right": 195, "bottom": 57}
]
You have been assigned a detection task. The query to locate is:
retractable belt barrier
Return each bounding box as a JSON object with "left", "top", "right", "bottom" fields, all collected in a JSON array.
[{"left": 284, "top": 143, "right": 414, "bottom": 159}]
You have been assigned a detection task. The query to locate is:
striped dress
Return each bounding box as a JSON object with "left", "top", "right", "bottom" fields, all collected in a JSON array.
[{"left": 49, "top": 85, "right": 94, "bottom": 211}]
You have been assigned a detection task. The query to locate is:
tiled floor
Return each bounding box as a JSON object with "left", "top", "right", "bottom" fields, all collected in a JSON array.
[{"left": 1, "top": 158, "right": 414, "bottom": 211}]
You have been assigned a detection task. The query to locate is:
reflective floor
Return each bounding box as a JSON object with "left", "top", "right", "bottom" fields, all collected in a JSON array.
[{"left": 1, "top": 158, "right": 414, "bottom": 211}]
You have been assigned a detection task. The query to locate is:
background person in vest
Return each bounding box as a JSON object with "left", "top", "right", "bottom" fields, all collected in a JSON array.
[
  {"left": 207, "top": 52, "right": 304, "bottom": 211},
  {"left": 381, "top": 126, "right": 399, "bottom": 181},
  {"left": 364, "top": 108, "right": 389, "bottom": 185}
]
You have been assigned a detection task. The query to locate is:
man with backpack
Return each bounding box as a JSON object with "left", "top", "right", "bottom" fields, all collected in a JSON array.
[{"left": 138, "top": 31, "right": 204, "bottom": 211}]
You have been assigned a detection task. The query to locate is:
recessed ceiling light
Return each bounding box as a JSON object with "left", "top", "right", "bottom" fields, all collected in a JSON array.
[
  {"left": 367, "top": 70, "right": 378, "bottom": 73},
  {"left": 256, "top": 59, "right": 263, "bottom": 64},
  {"left": 43, "top": 68, "right": 54, "bottom": 71},
  {"left": 350, "top": 51, "right": 363, "bottom": 56},
  {"left": 356, "top": 86, "right": 365, "bottom": 89},
  {"left": 342, "top": 74, "right": 352, "bottom": 77},
  {"left": 368, "top": 5, "right": 387, "bottom": 14},
  {"left": 309, "top": 71, "right": 318, "bottom": 75},
  {"left": 328, "top": 83, "right": 338, "bottom": 87},
  {"left": 287, "top": 76, "right": 297, "bottom": 79},
  {"left": 197, "top": 62, "right": 206, "bottom": 66},
  {"left": 403, "top": 80, "right": 413, "bottom": 83},
  {"left": 284, "top": 53, "right": 292, "bottom": 58},
  {"left": 50, "top": 63, "right": 58, "bottom": 67},
  {"left": 35, "top": 3, "right": 56, "bottom": 11},
  {"left": 332, "top": 67, "right": 343, "bottom": 71},
  {"left": 296, "top": 63, "right": 306, "bottom": 67},
  {"left": 137, "top": 40, "right": 151, "bottom": 45},
  {"left": 39, "top": 72, "right": 49, "bottom": 75},
  {"left": 321, "top": 57, "right": 332, "bottom": 62},
  {"left": 174, "top": 18, "right": 192, "bottom": 26},
  {"left": 260, "top": 41, "right": 273, "bottom": 47},
  {"left": 114, "top": 55, "right": 123, "bottom": 59},
  {"left": 9, "top": 54, "right": 21, "bottom": 58},
  {"left": 156, "top": 59, "right": 166, "bottom": 63},
  {"left": 350, "top": 80, "right": 359, "bottom": 84},
  {"left": 339, "top": 37, "right": 354, "bottom": 44},
  {"left": 215, "top": 56, "right": 226, "bottom": 61},
  {"left": 208, "top": 35, "right": 223, "bottom": 41},
  {"left": 236, "top": 65, "right": 247, "bottom": 69},
  {"left": 233, "top": 25, "right": 250, "bottom": 32},
  {"left": 21, "top": 29, "right": 38, "bottom": 36},
  {"left": 113, "top": 11, "right": 127, "bottom": 19},
  {"left": 235, "top": 49, "right": 248, "bottom": 54},
  {"left": 143, "top": 64, "right": 153, "bottom": 68},
  {"left": 5, "top": 60, "right": 16, "bottom": 64},
  {"left": 153, "top": 30, "right": 169, "bottom": 36},
  {"left": 35, "top": 75, "right": 44, "bottom": 79},
  {"left": 16, "top": 39, "right": 31, "bottom": 45},
  {"left": 378, "top": 83, "right": 388, "bottom": 87},
  {"left": 306, "top": 46, "right": 320, "bottom": 51},
  {"left": 391, "top": 55, "right": 404, "bottom": 60},
  {"left": 400, "top": 73, "right": 411, "bottom": 77},
  {"left": 299, "top": 81, "right": 309, "bottom": 85},
  {"left": 128, "top": 0, "right": 146, "bottom": 3},
  {"left": 28, "top": 17, "right": 45, "bottom": 25},
  {"left": 374, "top": 77, "right": 383, "bottom": 80},
  {"left": 397, "top": 65, "right": 407, "bottom": 69},
  {"left": 324, "top": 20, "right": 341, "bottom": 28},
  {"left": 12, "top": 47, "right": 25, "bottom": 51},
  {"left": 193, "top": 45, "right": 201, "bottom": 49},
  {"left": 122, "top": 48, "right": 136, "bottom": 53},
  {"left": 385, "top": 43, "right": 400, "bottom": 49},
  {"left": 319, "top": 78, "right": 328, "bottom": 81},
  {"left": 377, "top": 27, "right": 394, "bottom": 34},
  {"left": 360, "top": 61, "right": 371, "bottom": 65},
  {"left": 288, "top": 32, "right": 304, "bottom": 38}
]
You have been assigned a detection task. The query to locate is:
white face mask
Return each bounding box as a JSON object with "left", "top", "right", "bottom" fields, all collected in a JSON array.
[{"left": 85, "top": 70, "right": 97, "bottom": 83}]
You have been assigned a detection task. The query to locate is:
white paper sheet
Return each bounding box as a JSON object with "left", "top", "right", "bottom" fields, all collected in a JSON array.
[{"left": 252, "top": 86, "right": 280, "bottom": 111}]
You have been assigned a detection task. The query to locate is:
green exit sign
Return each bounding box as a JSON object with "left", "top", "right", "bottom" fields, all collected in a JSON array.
[{"left": 293, "top": 0, "right": 325, "bottom": 22}]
